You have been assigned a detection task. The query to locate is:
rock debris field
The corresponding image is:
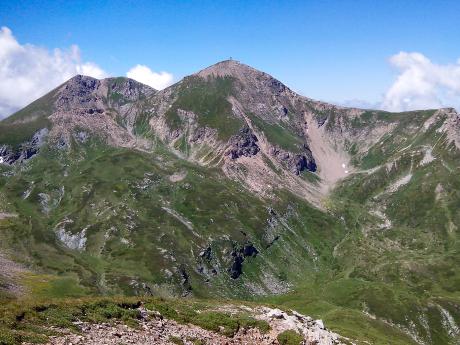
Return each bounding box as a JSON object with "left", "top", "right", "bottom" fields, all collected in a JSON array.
[{"left": 35, "top": 306, "right": 348, "bottom": 345}]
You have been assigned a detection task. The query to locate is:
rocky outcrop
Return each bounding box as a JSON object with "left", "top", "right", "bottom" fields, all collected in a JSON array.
[
  {"left": 229, "top": 242, "right": 259, "bottom": 279},
  {"left": 178, "top": 266, "right": 192, "bottom": 295},
  {"left": 269, "top": 144, "right": 317, "bottom": 175},
  {"left": 0, "top": 128, "right": 48, "bottom": 164},
  {"left": 56, "top": 227, "right": 87, "bottom": 251},
  {"left": 229, "top": 255, "right": 245, "bottom": 279},
  {"left": 431, "top": 108, "right": 460, "bottom": 150},
  {"left": 47, "top": 75, "right": 156, "bottom": 150},
  {"left": 199, "top": 246, "right": 212, "bottom": 261},
  {"left": 225, "top": 126, "right": 260, "bottom": 159},
  {"left": 55, "top": 75, "right": 154, "bottom": 112},
  {"left": 196, "top": 246, "right": 219, "bottom": 281},
  {"left": 257, "top": 307, "right": 345, "bottom": 345}
]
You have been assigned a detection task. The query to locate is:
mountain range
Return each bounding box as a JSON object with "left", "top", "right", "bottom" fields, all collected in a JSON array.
[{"left": 0, "top": 60, "right": 459, "bottom": 345}]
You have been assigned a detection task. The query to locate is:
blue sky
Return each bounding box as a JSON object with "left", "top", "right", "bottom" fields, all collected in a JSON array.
[{"left": 1, "top": 0, "right": 460, "bottom": 116}]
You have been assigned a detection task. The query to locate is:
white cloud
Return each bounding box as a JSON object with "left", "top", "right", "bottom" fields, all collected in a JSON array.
[
  {"left": 0, "top": 27, "right": 107, "bottom": 118},
  {"left": 382, "top": 52, "right": 460, "bottom": 112},
  {"left": 126, "top": 64, "right": 174, "bottom": 90}
]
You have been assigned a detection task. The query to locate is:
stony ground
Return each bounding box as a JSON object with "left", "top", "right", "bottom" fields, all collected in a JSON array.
[
  {"left": 0, "top": 212, "right": 17, "bottom": 219},
  {"left": 0, "top": 213, "right": 27, "bottom": 297},
  {"left": 43, "top": 306, "right": 347, "bottom": 345},
  {"left": 0, "top": 251, "right": 27, "bottom": 296}
]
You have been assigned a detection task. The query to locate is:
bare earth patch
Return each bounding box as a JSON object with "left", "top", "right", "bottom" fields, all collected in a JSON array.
[
  {"left": 0, "top": 252, "right": 28, "bottom": 296},
  {"left": 169, "top": 171, "right": 187, "bottom": 182}
]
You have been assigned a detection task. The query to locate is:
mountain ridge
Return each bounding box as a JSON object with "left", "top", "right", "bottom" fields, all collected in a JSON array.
[
  {"left": 1, "top": 60, "right": 460, "bottom": 344},
  {"left": 2, "top": 61, "right": 460, "bottom": 203}
]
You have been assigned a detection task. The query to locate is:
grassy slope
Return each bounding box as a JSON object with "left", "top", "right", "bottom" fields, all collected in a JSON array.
[
  {"left": 0, "top": 89, "right": 56, "bottom": 149},
  {"left": 165, "top": 76, "right": 243, "bottom": 140},
  {"left": 0, "top": 136, "right": 344, "bottom": 299},
  {"left": 249, "top": 113, "right": 304, "bottom": 152}
]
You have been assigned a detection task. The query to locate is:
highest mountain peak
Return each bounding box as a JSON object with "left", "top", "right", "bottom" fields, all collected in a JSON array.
[
  {"left": 192, "top": 60, "right": 293, "bottom": 99},
  {"left": 196, "top": 60, "right": 263, "bottom": 78}
]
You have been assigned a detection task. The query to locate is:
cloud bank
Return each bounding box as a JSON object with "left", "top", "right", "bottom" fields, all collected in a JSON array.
[
  {"left": 0, "top": 27, "right": 107, "bottom": 118},
  {"left": 382, "top": 52, "right": 460, "bottom": 112},
  {"left": 126, "top": 64, "right": 174, "bottom": 90}
]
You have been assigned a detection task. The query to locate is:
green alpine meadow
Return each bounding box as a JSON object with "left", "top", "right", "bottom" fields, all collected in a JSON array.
[{"left": 0, "top": 60, "right": 459, "bottom": 344}]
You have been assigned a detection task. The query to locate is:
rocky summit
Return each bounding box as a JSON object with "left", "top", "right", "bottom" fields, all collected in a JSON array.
[{"left": 1, "top": 60, "right": 460, "bottom": 345}]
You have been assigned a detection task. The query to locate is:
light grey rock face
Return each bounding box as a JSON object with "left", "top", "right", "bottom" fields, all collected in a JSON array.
[
  {"left": 56, "top": 227, "right": 87, "bottom": 251},
  {"left": 38, "top": 186, "right": 64, "bottom": 215},
  {"left": 38, "top": 193, "right": 51, "bottom": 214},
  {"left": 0, "top": 145, "right": 11, "bottom": 163},
  {"left": 31, "top": 128, "right": 49, "bottom": 146},
  {"left": 257, "top": 307, "right": 344, "bottom": 345},
  {"left": 433, "top": 107, "right": 460, "bottom": 150}
]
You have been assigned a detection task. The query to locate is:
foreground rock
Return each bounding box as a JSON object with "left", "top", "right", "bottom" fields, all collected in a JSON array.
[{"left": 44, "top": 306, "right": 348, "bottom": 345}]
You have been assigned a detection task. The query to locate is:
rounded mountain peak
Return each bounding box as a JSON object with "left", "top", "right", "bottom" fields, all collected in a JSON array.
[
  {"left": 196, "top": 60, "right": 269, "bottom": 79},
  {"left": 195, "top": 60, "right": 291, "bottom": 96}
]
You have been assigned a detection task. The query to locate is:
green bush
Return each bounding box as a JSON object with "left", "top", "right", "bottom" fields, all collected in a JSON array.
[
  {"left": 168, "top": 336, "right": 184, "bottom": 345},
  {"left": 277, "top": 330, "right": 304, "bottom": 345}
]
